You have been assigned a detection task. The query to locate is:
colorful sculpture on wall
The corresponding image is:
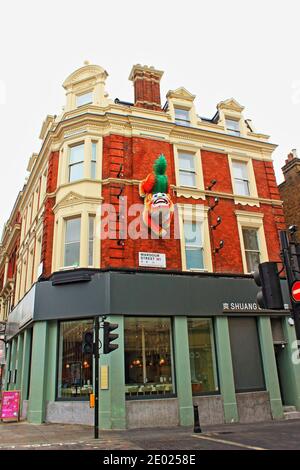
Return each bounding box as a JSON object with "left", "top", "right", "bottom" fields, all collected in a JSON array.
[{"left": 139, "top": 154, "right": 174, "bottom": 237}]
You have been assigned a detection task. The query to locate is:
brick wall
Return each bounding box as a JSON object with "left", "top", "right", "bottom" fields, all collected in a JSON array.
[
  {"left": 279, "top": 160, "right": 300, "bottom": 242},
  {"left": 101, "top": 137, "right": 283, "bottom": 273},
  {"left": 41, "top": 151, "right": 59, "bottom": 277}
]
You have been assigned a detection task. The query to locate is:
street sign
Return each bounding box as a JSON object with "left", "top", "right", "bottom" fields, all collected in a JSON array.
[{"left": 291, "top": 281, "right": 300, "bottom": 302}]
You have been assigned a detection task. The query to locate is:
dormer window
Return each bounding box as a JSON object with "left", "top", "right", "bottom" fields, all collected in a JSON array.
[
  {"left": 175, "top": 107, "right": 190, "bottom": 126},
  {"left": 225, "top": 118, "right": 240, "bottom": 136},
  {"left": 76, "top": 91, "right": 93, "bottom": 107}
]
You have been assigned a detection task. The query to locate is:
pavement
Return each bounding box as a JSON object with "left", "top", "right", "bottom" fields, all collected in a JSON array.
[{"left": 1, "top": 419, "right": 300, "bottom": 450}]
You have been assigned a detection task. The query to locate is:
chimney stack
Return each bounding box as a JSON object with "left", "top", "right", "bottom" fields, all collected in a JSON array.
[
  {"left": 285, "top": 148, "right": 298, "bottom": 165},
  {"left": 129, "top": 64, "right": 164, "bottom": 111}
]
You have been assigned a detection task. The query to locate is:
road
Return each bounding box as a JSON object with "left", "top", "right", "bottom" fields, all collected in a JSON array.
[{"left": 0, "top": 419, "right": 300, "bottom": 450}]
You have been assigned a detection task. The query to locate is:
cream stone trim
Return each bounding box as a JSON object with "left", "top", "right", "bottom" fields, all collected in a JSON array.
[
  {"left": 63, "top": 64, "right": 109, "bottom": 112},
  {"left": 173, "top": 144, "right": 205, "bottom": 200},
  {"left": 178, "top": 204, "right": 213, "bottom": 272},
  {"left": 52, "top": 201, "right": 101, "bottom": 272},
  {"left": 166, "top": 87, "right": 198, "bottom": 127},
  {"left": 235, "top": 210, "right": 268, "bottom": 274},
  {"left": 228, "top": 154, "right": 259, "bottom": 207}
]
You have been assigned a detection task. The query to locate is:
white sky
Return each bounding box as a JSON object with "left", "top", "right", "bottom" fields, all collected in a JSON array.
[{"left": 1, "top": 0, "right": 300, "bottom": 233}]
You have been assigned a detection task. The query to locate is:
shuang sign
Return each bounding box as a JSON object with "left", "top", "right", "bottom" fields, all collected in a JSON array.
[{"left": 223, "top": 302, "right": 259, "bottom": 312}]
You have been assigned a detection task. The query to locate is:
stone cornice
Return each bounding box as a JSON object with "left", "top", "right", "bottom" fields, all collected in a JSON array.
[{"left": 16, "top": 107, "right": 277, "bottom": 216}]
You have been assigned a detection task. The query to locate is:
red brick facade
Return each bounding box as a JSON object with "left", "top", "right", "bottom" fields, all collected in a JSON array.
[
  {"left": 41, "top": 151, "right": 59, "bottom": 277},
  {"left": 101, "top": 136, "right": 283, "bottom": 274}
]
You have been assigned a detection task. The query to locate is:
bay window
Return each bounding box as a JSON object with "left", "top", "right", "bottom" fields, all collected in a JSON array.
[
  {"left": 69, "top": 143, "right": 84, "bottom": 182},
  {"left": 64, "top": 217, "right": 81, "bottom": 267},
  {"left": 88, "top": 215, "right": 95, "bottom": 266}
]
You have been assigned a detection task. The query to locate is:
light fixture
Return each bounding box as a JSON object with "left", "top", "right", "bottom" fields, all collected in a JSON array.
[
  {"left": 288, "top": 225, "right": 298, "bottom": 235},
  {"left": 208, "top": 197, "right": 219, "bottom": 211},
  {"left": 214, "top": 240, "right": 224, "bottom": 254},
  {"left": 211, "top": 216, "right": 222, "bottom": 230},
  {"left": 206, "top": 179, "right": 217, "bottom": 191}
]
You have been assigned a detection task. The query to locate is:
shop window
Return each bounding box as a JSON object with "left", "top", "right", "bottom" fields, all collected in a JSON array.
[
  {"left": 57, "top": 320, "right": 93, "bottom": 400},
  {"left": 228, "top": 317, "right": 265, "bottom": 392},
  {"left": 64, "top": 217, "right": 81, "bottom": 267},
  {"left": 124, "top": 317, "right": 175, "bottom": 399},
  {"left": 188, "top": 318, "right": 219, "bottom": 395},
  {"left": 69, "top": 143, "right": 84, "bottom": 182},
  {"left": 242, "top": 228, "right": 260, "bottom": 273},
  {"left": 178, "top": 152, "right": 196, "bottom": 187},
  {"left": 184, "top": 220, "right": 204, "bottom": 270}
]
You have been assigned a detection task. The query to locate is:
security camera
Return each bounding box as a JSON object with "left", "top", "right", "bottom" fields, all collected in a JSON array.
[{"left": 288, "top": 317, "right": 295, "bottom": 326}]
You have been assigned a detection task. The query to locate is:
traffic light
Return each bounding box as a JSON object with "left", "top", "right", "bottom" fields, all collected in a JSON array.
[
  {"left": 103, "top": 322, "right": 119, "bottom": 354},
  {"left": 82, "top": 331, "right": 94, "bottom": 354},
  {"left": 253, "top": 261, "right": 284, "bottom": 310}
]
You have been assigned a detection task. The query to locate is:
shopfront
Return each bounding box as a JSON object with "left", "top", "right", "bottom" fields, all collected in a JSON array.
[{"left": 4, "top": 269, "right": 300, "bottom": 428}]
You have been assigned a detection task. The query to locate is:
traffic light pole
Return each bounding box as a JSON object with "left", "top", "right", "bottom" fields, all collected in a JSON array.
[
  {"left": 280, "top": 230, "right": 300, "bottom": 339},
  {"left": 94, "top": 315, "right": 99, "bottom": 440}
]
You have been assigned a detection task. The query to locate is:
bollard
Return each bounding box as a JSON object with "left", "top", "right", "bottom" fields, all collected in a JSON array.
[{"left": 193, "top": 404, "right": 202, "bottom": 433}]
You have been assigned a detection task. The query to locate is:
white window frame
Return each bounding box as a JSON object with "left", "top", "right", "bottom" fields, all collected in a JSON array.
[
  {"left": 68, "top": 142, "right": 85, "bottom": 183},
  {"left": 242, "top": 227, "right": 261, "bottom": 273},
  {"left": 178, "top": 204, "right": 212, "bottom": 272},
  {"left": 174, "top": 107, "right": 191, "bottom": 126},
  {"left": 178, "top": 151, "right": 197, "bottom": 188},
  {"left": 174, "top": 146, "right": 205, "bottom": 197},
  {"left": 232, "top": 160, "right": 250, "bottom": 196},
  {"left": 235, "top": 211, "right": 268, "bottom": 274},
  {"left": 76, "top": 90, "right": 93, "bottom": 107},
  {"left": 225, "top": 117, "right": 240, "bottom": 136},
  {"left": 228, "top": 155, "right": 258, "bottom": 205},
  {"left": 88, "top": 214, "right": 95, "bottom": 267},
  {"left": 63, "top": 216, "right": 81, "bottom": 269}
]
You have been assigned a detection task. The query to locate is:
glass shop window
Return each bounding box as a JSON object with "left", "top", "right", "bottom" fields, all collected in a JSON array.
[
  {"left": 57, "top": 320, "right": 93, "bottom": 399},
  {"left": 188, "top": 318, "right": 219, "bottom": 394},
  {"left": 124, "top": 317, "right": 175, "bottom": 398}
]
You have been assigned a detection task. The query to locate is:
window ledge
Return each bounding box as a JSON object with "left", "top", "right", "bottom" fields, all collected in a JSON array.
[
  {"left": 173, "top": 186, "right": 205, "bottom": 200},
  {"left": 234, "top": 196, "right": 260, "bottom": 207}
]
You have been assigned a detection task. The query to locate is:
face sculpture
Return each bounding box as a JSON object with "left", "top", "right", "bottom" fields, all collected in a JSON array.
[{"left": 139, "top": 155, "right": 174, "bottom": 238}]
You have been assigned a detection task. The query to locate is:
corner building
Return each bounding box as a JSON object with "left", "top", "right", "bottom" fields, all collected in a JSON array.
[{"left": 1, "top": 63, "right": 300, "bottom": 428}]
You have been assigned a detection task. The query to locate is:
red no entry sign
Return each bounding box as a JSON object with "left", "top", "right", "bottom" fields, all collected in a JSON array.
[{"left": 292, "top": 281, "right": 300, "bottom": 302}]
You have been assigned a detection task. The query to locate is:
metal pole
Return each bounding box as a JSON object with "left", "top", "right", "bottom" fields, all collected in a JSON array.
[
  {"left": 193, "top": 404, "right": 202, "bottom": 433},
  {"left": 94, "top": 316, "right": 99, "bottom": 439},
  {"left": 280, "top": 231, "right": 300, "bottom": 339}
]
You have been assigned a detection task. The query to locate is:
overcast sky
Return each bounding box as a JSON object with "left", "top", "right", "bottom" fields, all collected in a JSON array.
[{"left": 0, "top": 0, "right": 299, "bottom": 233}]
